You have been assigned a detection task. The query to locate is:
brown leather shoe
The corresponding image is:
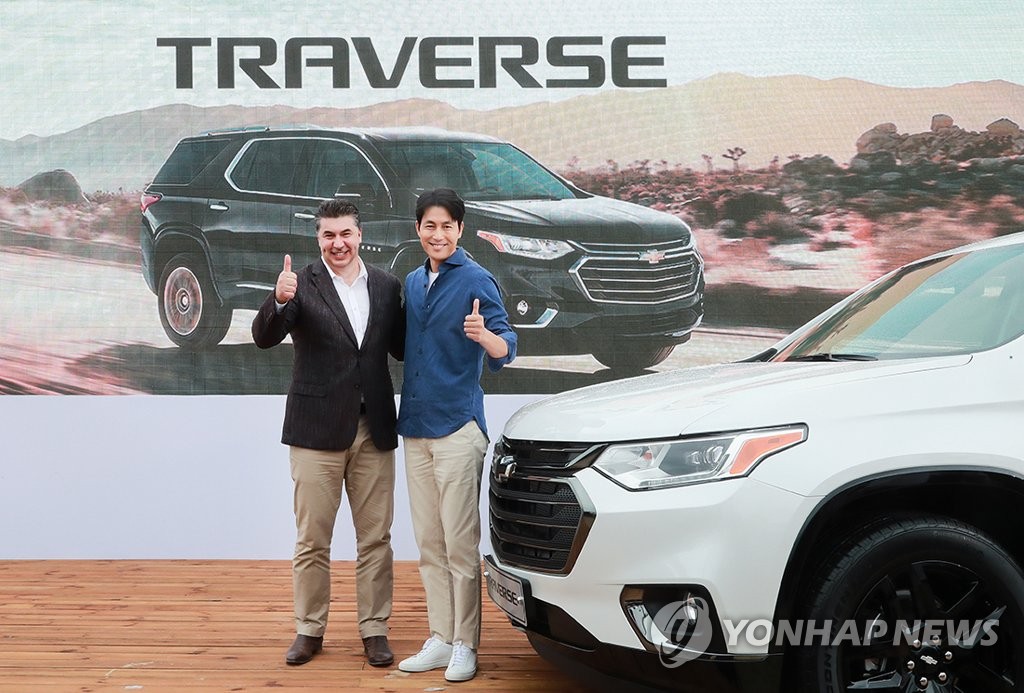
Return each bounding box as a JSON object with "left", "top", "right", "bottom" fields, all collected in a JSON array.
[
  {"left": 362, "top": 635, "right": 394, "bottom": 667},
  {"left": 285, "top": 634, "right": 323, "bottom": 665}
]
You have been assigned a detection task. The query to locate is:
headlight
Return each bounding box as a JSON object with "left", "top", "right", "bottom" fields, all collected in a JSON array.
[
  {"left": 476, "top": 230, "right": 574, "bottom": 260},
  {"left": 593, "top": 426, "right": 806, "bottom": 490}
]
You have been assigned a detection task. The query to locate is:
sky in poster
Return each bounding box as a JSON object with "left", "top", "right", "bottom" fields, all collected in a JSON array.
[{"left": 0, "top": 0, "right": 1021, "bottom": 140}]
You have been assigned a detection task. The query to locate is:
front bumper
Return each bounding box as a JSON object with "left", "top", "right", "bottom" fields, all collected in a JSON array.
[
  {"left": 487, "top": 468, "right": 816, "bottom": 688},
  {"left": 527, "top": 629, "right": 783, "bottom": 693},
  {"left": 505, "top": 275, "right": 705, "bottom": 355}
]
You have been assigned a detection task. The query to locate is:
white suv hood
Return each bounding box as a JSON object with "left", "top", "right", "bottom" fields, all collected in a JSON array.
[{"left": 504, "top": 356, "right": 972, "bottom": 442}]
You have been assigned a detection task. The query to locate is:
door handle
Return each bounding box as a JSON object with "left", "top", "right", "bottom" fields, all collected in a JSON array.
[
  {"left": 294, "top": 212, "right": 316, "bottom": 221},
  {"left": 209, "top": 202, "right": 229, "bottom": 211}
]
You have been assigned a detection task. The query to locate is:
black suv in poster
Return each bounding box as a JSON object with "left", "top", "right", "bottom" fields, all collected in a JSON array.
[{"left": 141, "top": 126, "right": 705, "bottom": 370}]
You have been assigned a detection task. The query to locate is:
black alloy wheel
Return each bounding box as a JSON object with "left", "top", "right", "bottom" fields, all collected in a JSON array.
[{"left": 797, "top": 517, "right": 1024, "bottom": 693}]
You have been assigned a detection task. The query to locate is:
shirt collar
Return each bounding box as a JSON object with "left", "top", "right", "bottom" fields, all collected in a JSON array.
[
  {"left": 321, "top": 256, "right": 368, "bottom": 285},
  {"left": 423, "top": 247, "right": 467, "bottom": 273}
]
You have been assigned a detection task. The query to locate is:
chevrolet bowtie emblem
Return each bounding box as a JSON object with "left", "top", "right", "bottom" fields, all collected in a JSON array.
[
  {"left": 494, "top": 455, "right": 517, "bottom": 482},
  {"left": 639, "top": 249, "right": 666, "bottom": 264}
]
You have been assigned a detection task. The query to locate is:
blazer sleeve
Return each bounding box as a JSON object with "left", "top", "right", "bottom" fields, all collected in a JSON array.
[{"left": 252, "top": 291, "right": 299, "bottom": 348}]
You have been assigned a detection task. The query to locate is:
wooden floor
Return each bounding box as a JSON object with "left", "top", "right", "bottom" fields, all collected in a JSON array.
[{"left": 0, "top": 560, "right": 592, "bottom": 692}]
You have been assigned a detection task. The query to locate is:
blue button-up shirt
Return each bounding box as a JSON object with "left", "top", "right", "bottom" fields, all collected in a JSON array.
[{"left": 397, "top": 247, "right": 517, "bottom": 439}]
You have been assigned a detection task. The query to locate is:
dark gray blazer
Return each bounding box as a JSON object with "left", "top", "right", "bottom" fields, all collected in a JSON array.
[{"left": 252, "top": 261, "right": 405, "bottom": 451}]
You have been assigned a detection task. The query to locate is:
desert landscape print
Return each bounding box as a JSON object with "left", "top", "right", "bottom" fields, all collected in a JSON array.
[{"left": 3, "top": 73, "right": 1024, "bottom": 394}]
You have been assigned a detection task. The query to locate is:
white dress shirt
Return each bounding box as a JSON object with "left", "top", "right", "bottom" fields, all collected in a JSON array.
[
  {"left": 322, "top": 257, "right": 370, "bottom": 347},
  {"left": 274, "top": 258, "right": 371, "bottom": 347}
]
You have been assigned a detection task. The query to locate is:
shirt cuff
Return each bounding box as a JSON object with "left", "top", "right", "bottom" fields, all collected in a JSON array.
[{"left": 486, "top": 335, "right": 517, "bottom": 372}]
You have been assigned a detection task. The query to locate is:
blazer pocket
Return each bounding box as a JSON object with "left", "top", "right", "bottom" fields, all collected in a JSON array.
[{"left": 291, "top": 382, "right": 327, "bottom": 397}]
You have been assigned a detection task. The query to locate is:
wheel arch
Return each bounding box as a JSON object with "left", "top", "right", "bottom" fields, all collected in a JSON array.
[
  {"left": 773, "top": 467, "right": 1024, "bottom": 637},
  {"left": 388, "top": 241, "right": 425, "bottom": 281},
  {"left": 153, "top": 230, "right": 224, "bottom": 307}
]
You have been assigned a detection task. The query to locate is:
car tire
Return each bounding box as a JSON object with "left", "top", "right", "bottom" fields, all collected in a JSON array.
[
  {"left": 158, "top": 253, "right": 231, "bottom": 349},
  {"left": 795, "top": 516, "right": 1024, "bottom": 693},
  {"left": 592, "top": 344, "right": 674, "bottom": 372}
]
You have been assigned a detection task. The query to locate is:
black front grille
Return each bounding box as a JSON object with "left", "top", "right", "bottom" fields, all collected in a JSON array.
[
  {"left": 573, "top": 254, "right": 701, "bottom": 304},
  {"left": 498, "top": 437, "right": 600, "bottom": 472},
  {"left": 489, "top": 438, "right": 597, "bottom": 574}
]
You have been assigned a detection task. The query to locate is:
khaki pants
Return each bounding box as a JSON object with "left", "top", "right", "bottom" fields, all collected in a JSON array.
[
  {"left": 290, "top": 416, "right": 395, "bottom": 638},
  {"left": 403, "top": 420, "right": 489, "bottom": 649}
]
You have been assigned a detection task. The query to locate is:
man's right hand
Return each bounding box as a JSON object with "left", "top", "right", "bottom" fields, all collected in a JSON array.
[{"left": 276, "top": 255, "right": 297, "bottom": 304}]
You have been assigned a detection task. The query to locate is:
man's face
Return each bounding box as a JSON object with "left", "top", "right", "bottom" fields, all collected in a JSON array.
[
  {"left": 318, "top": 214, "right": 362, "bottom": 275},
  {"left": 416, "top": 205, "right": 463, "bottom": 271}
]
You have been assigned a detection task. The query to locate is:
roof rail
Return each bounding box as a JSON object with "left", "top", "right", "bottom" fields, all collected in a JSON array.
[
  {"left": 268, "top": 123, "right": 325, "bottom": 131},
  {"left": 199, "top": 125, "right": 272, "bottom": 136}
]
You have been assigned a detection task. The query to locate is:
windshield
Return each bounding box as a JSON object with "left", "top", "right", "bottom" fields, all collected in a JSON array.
[
  {"left": 376, "top": 141, "right": 575, "bottom": 201},
  {"left": 774, "top": 242, "right": 1024, "bottom": 361}
]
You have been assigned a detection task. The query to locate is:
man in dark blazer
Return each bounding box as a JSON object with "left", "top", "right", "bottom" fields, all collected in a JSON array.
[{"left": 252, "top": 199, "right": 404, "bottom": 668}]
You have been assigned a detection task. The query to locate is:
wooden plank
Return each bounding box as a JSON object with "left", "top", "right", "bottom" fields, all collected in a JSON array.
[{"left": 0, "top": 560, "right": 591, "bottom": 692}]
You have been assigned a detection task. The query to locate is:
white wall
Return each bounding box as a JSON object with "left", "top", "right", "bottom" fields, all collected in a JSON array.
[{"left": 0, "top": 394, "right": 541, "bottom": 559}]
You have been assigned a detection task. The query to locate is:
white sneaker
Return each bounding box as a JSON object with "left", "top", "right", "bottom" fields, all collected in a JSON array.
[
  {"left": 444, "top": 640, "right": 477, "bottom": 682},
  {"left": 398, "top": 635, "right": 453, "bottom": 672}
]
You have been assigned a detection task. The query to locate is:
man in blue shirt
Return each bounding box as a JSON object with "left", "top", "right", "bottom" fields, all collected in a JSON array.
[{"left": 397, "top": 188, "right": 517, "bottom": 682}]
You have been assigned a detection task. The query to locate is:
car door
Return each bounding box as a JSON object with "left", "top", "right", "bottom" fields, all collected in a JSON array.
[
  {"left": 290, "top": 137, "right": 400, "bottom": 274},
  {"left": 213, "top": 137, "right": 314, "bottom": 290}
]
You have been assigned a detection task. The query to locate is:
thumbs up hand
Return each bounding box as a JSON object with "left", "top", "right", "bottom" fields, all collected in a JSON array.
[
  {"left": 276, "top": 254, "right": 298, "bottom": 303},
  {"left": 464, "top": 296, "right": 511, "bottom": 359},
  {"left": 463, "top": 298, "right": 486, "bottom": 342}
]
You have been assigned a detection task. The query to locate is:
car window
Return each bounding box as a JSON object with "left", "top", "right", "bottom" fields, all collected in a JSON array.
[
  {"left": 153, "top": 138, "right": 231, "bottom": 185},
  {"left": 306, "top": 140, "right": 385, "bottom": 200},
  {"left": 776, "top": 243, "right": 1024, "bottom": 360},
  {"left": 377, "top": 141, "right": 574, "bottom": 201},
  {"left": 229, "top": 139, "right": 307, "bottom": 195}
]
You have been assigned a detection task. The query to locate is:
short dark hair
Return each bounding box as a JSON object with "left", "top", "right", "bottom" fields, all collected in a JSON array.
[
  {"left": 315, "top": 199, "right": 361, "bottom": 233},
  {"left": 415, "top": 188, "right": 465, "bottom": 224}
]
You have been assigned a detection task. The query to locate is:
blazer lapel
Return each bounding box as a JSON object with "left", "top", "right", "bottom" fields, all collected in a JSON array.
[
  {"left": 363, "top": 266, "right": 387, "bottom": 349},
  {"left": 310, "top": 262, "right": 358, "bottom": 347}
]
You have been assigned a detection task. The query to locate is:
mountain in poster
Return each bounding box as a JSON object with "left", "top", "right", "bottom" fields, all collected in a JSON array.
[{"left": 1, "top": 73, "right": 1022, "bottom": 192}]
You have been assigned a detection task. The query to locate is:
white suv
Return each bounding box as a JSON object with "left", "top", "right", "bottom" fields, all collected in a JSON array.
[{"left": 484, "top": 232, "right": 1024, "bottom": 692}]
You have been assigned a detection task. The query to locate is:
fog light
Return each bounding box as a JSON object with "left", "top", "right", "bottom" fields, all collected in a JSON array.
[
  {"left": 621, "top": 587, "right": 715, "bottom": 658},
  {"left": 625, "top": 599, "right": 703, "bottom": 649},
  {"left": 509, "top": 297, "right": 559, "bottom": 329}
]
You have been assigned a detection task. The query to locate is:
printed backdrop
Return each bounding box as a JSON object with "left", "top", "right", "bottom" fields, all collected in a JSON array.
[{"left": 1, "top": 0, "right": 1022, "bottom": 557}]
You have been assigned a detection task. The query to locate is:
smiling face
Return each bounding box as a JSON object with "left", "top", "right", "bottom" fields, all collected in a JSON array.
[
  {"left": 416, "top": 204, "right": 464, "bottom": 272},
  {"left": 317, "top": 214, "right": 362, "bottom": 280}
]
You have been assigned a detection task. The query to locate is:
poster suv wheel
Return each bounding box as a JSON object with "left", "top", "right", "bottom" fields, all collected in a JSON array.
[{"left": 158, "top": 253, "right": 232, "bottom": 349}]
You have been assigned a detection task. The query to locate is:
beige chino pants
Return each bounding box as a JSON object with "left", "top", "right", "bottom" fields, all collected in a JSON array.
[
  {"left": 403, "top": 420, "right": 489, "bottom": 649},
  {"left": 289, "top": 416, "right": 395, "bottom": 639}
]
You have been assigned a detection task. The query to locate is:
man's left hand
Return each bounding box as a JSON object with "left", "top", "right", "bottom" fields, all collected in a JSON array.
[
  {"left": 464, "top": 298, "right": 486, "bottom": 342},
  {"left": 464, "top": 297, "right": 511, "bottom": 360}
]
